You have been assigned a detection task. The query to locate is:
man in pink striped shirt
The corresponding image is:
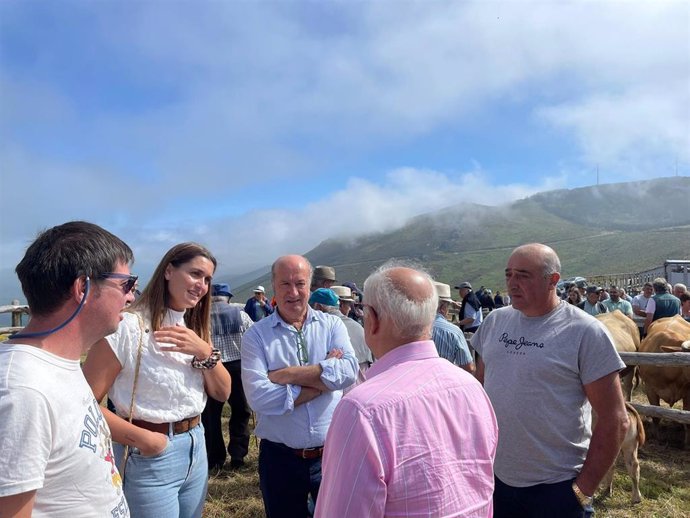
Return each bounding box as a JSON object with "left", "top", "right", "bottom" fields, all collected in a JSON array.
[{"left": 315, "top": 262, "right": 498, "bottom": 518}]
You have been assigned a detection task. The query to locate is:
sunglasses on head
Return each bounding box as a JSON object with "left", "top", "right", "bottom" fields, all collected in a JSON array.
[{"left": 98, "top": 272, "right": 138, "bottom": 294}]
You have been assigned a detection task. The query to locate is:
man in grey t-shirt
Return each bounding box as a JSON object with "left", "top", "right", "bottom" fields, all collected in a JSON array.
[{"left": 473, "top": 243, "right": 629, "bottom": 517}]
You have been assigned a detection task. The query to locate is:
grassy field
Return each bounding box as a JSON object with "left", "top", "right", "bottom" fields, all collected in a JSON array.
[{"left": 202, "top": 386, "right": 690, "bottom": 518}]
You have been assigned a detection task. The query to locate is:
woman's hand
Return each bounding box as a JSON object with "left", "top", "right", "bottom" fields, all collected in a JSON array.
[
  {"left": 155, "top": 324, "right": 212, "bottom": 359},
  {"left": 138, "top": 431, "right": 169, "bottom": 457}
]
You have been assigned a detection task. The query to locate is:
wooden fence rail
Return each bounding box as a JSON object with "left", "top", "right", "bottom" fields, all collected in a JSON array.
[
  {"left": 618, "top": 351, "right": 690, "bottom": 367},
  {"left": 0, "top": 301, "right": 29, "bottom": 334},
  {"left": 617, "top": 351, "right": 690, "bottom": 425}
]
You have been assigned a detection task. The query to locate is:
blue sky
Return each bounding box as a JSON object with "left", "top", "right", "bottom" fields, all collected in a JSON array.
[{"left": 1, "top": 1, "right": 689, "bottom": 299}]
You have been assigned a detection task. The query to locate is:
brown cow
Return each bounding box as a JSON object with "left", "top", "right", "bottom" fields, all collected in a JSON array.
[
  {"left": 596, "top": 310, "right": 640, "bottom": 401},
  {"left": 600, "top": 403, "right": 645, "bottom": 504},
  {"left": 638, "top": 315, "right": 690, "bottom": 449}
]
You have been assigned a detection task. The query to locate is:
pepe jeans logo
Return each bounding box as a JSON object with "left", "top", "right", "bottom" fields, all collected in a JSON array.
[{"left": 499, "top": 332, "right": 545, "bottom": 355}]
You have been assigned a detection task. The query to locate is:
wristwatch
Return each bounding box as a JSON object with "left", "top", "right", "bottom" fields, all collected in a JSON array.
[{"left": 572, "top": 481, "right": 593, "bottom": 508}]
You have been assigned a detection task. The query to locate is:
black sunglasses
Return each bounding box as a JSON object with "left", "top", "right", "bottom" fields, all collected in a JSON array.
[{"left": 98, "top": 272, "right": 138, "bottom": 294}]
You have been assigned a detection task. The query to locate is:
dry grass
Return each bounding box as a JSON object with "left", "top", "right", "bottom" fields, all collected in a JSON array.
[
  {"left": 204, "top": 434, "right": 263, "bottom": 518},
  {"left": 202, "top": 386, "right": 690, "bottom": 518}
]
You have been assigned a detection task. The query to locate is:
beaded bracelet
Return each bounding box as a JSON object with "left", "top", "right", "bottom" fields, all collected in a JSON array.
[{"left": 191, "top": 348, "right": 221, "bottom": 369}]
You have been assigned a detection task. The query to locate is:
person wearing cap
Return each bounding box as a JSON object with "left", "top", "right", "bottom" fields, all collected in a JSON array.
[
  {"left": 472, "top": 243, "right": 628, "bottom": 517},
  {"left": 315, "top": 262, "right": 498, "bottom": 517},
  {"left": 244, "top": 285, "right": 273, "bottom": 322},
  {"left": 432, "top": 282, "right": 475, "bottom": 373},
  {"left": 311, "top": 265, "right": 337, "bottom": 291},
  {"left": 201, "top": 283, "right": 254, "bottom": 471},
  {"left": 578, "top": 286, "right": 608, "bottom": 316},
  {"left": 241, "top": 255, "right": 357, "bottom": 517},
  {"left": 455, "top": 281, "right": 483, "bottom": 333},
  {"left": 329, "top": 285, "right": 374, "bottom": 388}
]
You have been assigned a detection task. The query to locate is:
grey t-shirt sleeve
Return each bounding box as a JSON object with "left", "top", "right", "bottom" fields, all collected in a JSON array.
[{"left": 577, "top": 319, "right": 626, "bottom": 386}]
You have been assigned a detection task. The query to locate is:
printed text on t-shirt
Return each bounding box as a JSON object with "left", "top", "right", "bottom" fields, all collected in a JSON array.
[{"left": 499, "top": 332, "right": 545, "bottom": 351}]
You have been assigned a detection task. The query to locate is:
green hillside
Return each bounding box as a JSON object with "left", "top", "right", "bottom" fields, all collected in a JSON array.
[{"left": 231, "top": 177, "right": 690, "bottom": 299}]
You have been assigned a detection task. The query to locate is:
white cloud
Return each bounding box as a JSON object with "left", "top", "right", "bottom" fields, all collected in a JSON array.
[
  {"left": 154, "top": 168, "right": 564, "bottom": 277},
  {"left": 539, "top": 83, "right": 690, "bottom": 170},
  {"left": 1, "top": 0, "right": 688, "bottom": 297}
]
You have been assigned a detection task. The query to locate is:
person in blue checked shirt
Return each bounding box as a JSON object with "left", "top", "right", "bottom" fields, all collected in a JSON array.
[
  {"left": 241, "top": 255, "right": 358, "bottom": 518},
  {"left": 432, "top": 282, "right": 475, "bottom": 373}
]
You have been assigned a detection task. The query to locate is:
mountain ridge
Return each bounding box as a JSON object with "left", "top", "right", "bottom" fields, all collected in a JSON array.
[{"left": 228, "top": 176, "right": 690, "bottom": 300}]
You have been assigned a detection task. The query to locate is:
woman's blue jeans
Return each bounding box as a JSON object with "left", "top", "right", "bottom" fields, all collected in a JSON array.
[{"left": 115, "top": 422, "right": 208, "bottom": 518}]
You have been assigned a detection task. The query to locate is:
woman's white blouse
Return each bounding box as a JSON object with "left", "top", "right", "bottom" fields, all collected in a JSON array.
[{"left": 106, "top": 309, "right": 207, "bottom": 422}]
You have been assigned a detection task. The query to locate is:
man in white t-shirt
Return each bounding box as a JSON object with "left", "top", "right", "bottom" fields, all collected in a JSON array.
[
  {"left": 632, "top": 282, "right": 653, "bottom": 317},
  {"left": 0, "top": 221, "right": 136, "bottom": 517}
]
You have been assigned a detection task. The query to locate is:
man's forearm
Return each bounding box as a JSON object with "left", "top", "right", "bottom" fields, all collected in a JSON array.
[
  {"left": 295, "top": 386, "right": 322, "bottom": 406},
  {"left": 577, "top": 414, "right": 629, "bottom": 495},
  {"left": 269, "top": 365, "right": 330, "bottom": 392}
]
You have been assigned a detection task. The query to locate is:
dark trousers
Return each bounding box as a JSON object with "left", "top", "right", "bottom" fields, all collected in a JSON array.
[
  {"left": 494, "top": 476, "right": 594, "bottom": 518},
  {"left": 201, "top": 360, "right": 251, "bottom": 468},
  {"left": 258, "top": 439, "right": 322, "bottom": 518}
]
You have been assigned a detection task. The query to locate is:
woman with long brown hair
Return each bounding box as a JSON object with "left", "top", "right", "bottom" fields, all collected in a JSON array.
[
  {"left": 84, "top": 242, "right": 231, "bottom": 518},
  {"left": 567, "top": 286, "right": 583, "bottom": 306}
]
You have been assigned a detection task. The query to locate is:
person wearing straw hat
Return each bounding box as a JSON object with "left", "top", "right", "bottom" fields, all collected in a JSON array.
[
  {"left": 432, "top": 282, "right": 475, "bottom": 373},
  {"left": 311, "top": 265, "right": 337, "bottom": 291}
]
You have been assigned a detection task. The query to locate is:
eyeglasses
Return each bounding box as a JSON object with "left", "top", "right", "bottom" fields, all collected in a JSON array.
[
  {"left": 98, "top": 273, "right": 138, "bottom": 294},
  {"left": 294, "top": 329, "right": 309, "bottom": 365}
]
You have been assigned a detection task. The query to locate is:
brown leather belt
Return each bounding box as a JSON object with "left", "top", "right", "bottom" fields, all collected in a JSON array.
[
  {"left": 131, "top": 415, "right": 200, "bottom": 435},
  {"left": 292, "top": 446, "right": 324, "bottom": 460},
  {"left": 264, "top": 439, "right": 324, "bottom": 459}
]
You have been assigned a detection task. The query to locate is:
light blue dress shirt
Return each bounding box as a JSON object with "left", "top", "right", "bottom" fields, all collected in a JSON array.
[
  {"left": 431, "top": 314, "right": 474, "bottom": 366},
  {"left": 241, "top": 306, "right": 358, "bottom": 448}
]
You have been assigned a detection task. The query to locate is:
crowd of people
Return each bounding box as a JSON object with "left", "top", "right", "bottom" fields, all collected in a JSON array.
[{"left": 1, "top": 220, "right": 687, "bottom": 517}]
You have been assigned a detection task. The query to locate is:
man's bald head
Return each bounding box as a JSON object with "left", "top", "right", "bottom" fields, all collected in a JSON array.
[
  {"left": 509, "top": 243, "right": 561, "bottom": 278},
  {"left": 387, "top": 267, "right": 435, "bottom": 303},
  {"left": 363, "top": 262, "right": 437, "bottom": 345}
]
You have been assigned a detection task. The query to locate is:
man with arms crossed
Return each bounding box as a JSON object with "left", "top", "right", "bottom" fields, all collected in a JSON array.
[
  {"left": 241, "top": 255, "right": 358, "bottom": 518},
  {"left": 315, "top": 263, "right": 498, "bottom": 517},
  {"left": 473, "top": 243, "right": 629, "bottom": 517},
  {"left": 0, "top": 221, "right": 134, "bottom": 517}
]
